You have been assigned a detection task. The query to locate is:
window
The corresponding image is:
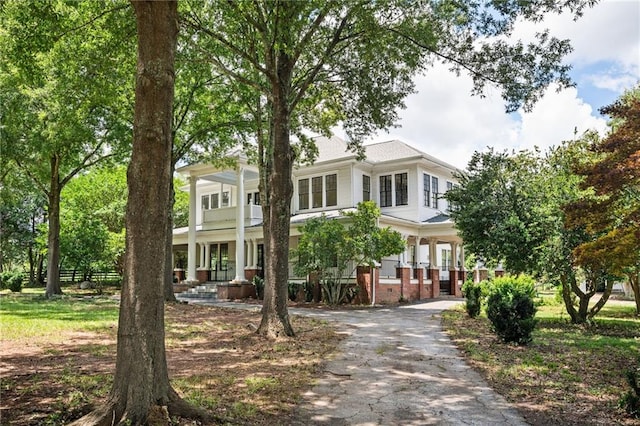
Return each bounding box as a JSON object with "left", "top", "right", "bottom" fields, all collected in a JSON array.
[
  {"left": 380, "top": 175, "right": 392, "bottom": 207},
  {"left": 395, "top": 172, "right": 408, "bottom": 206},
  {"left": 201, "top": 194, "right": 210, "bottom": 210},
  {"left": 442, "top": 248, "right": 451, "bottom": 270},
  {"left": 423, "top": 174, "right": 431, "bottom": 207},
  {"left": 325, "top": 174, "right": 337, "bottom": 206},
  {"left": 363, "top": 175, "right": 371, "bottom": 202},
  {"left": 431, "top": 176, "right": 439, "bottom": 209},
  {"left": 222, "top": 191, "right": 230, "bottom": 207},
  {"left": 298, "top": 178, "right": 309, "bottom": 210},
  {"left": 447, "top": 181, "right": 454, "bottom": 191},
  {"left": 211, "top": 193, "right": 219, "bottom": 209},
  {"left": 300, "top": 174, "right": 338, "bottom": 209},
  {"left": 312, "top": 176, "right": 323, "bottom": 208},
  {"left": 247, "top": 192, "right": 261, "bottom": 205}
]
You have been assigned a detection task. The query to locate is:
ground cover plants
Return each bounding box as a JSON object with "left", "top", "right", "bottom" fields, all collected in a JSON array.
[
  {"left": 442, "top": 293, "right": 640, "bottom": 425},
  {"left": 0, "top": 288, "right": 341, "bottom": 425}
]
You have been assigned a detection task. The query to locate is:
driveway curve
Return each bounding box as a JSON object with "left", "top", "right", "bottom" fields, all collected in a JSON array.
[{"left": 288, "top": 299, "right": 528, "bottom": 425}]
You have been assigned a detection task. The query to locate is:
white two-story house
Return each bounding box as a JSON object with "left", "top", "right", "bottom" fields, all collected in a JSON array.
[{"left": 172, "top": 135, "right": 465, "bottom": 302}]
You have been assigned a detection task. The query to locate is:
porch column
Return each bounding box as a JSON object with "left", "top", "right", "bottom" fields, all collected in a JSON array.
[
  {"left": 252, "top": 239, "right": 258, "bottom": 268},
  {"left": 204, "top": 243, "right": 211, "bottom": 269},
  {"left": 450, "top": 242, "right": 461, "bottom": 296},
  {"left": 232, "top": 166, "right": 246, "bottom": 283},
  {"left": 247, "top": 239, "right": 253, "bottom": 269},
  {"left": 187, "top": 176, "right": 197, "bottom": 281},
  {"left": 199, "top": 243, "right": 206, "bottom": 268},
  {"left": 429, "top": 238, "right": 440, "bottom": 297},
  {"left": 459, "top": 245, "right": 466, "bottom": 282}
]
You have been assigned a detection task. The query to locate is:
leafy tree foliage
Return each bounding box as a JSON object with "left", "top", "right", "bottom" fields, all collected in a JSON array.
[
  {"left": 446, "top": 149, "right": 552, "bottom": 274},
  {"left": 0, "top": 165, "right": 47, "bottom": 284},
  {"left": 294, "top": 201, "right": 405, "bottom": 305},
  {"left": 0, "top": 0, "right": 134, "bottom": 297},
  {"left": 564, "top": 87, "right": 640, "bottom": 315},
  {"left": 446, "top": 140, "right": 618, "bottom": 324},
  {"left": 186, "top": 0, "right": 593, "bottom": 337}
]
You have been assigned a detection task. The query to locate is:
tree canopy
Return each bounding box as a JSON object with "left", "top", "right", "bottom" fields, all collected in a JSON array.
[
  {"left": 185, "top": 0, "right": 595, "bottom": 337},
  {"left": 564, "top": 86, "right": 640, "bottom": 314}
]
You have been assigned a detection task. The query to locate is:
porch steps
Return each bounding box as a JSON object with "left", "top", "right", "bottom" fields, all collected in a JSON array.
[{"left": 176, "top": 282, "right": 219, "bottom": 300}]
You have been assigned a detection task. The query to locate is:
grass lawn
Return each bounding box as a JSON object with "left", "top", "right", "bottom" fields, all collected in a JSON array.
[
  {"left": 442, "top": 295, "right": 640, "bottom": 426},
  {"left": 0, "top": 288, "right": 341, "bottom": 425}
]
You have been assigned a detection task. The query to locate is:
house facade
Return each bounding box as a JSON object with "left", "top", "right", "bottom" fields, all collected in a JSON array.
[{"left": 172, "top": 136, "right": 465, "bottom": 302}]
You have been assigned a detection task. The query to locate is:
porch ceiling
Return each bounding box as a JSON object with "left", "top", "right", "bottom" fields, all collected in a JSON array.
[{"left": 199, "top": 169, "right": 260, "bottom": 185}]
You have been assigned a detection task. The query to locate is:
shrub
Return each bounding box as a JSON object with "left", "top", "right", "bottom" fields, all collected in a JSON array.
[
  {"left": 252, "top": 276, "right": 264, "bottom": 299},
  {"left": 0, "top": 270, "right": 24, "bottom": 292},
  {"left": 462, "top": 279, "right": 483, "bottom": 318},
  {"left": 288, "top": 281, "right": 305, "bottom": 301},
  {"left": 486, "top": 275, "right": 537, "bottom": 345},
  {"left": 619, "top": 362, "right": 640, "bottom": 418}
]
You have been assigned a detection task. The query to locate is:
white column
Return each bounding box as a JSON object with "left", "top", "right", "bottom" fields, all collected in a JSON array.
[
  {"left": 187, "top": 176, "right": 197, "bottom": 281},
  {"left": 233, "top": 166, "right": 246, "bottom": 282},
  {"left": 252, "top": 239, "right": 258, "bottom": 268},
  {"left": 415, "top": 237, "right": 422, "bottom": 267},
  {"left": 205, "top": 243, "right": 211, "bottom": 269},
  {"left": 459, "top": 245, "right": 465, "bottom": 270},
  {"left": 450, "top": 242, "right": 458, "bottom": 270},
  {"left": 199, "top": 243, "right": 205, "bottom": 268},
  {"left": 429, "top": 239, "right": 437, "bottom": 269}
]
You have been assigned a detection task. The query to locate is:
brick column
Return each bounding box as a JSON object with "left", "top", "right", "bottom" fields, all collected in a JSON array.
[
  {"left": 430, "top": 268, "right": 440, "bottom": 298},
  {"left": 416, "top": 267, "right": 425, "bottom": 300},
  {"left": 357, "top": 266, "right": 372, "bottom": 305},
  {"left": 396, "top": 265, "right": 411, "bottom": 301}
]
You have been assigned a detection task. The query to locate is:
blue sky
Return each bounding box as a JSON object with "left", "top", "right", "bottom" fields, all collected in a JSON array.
[{"left": 367, "top": 0, "right": 640, "bottom": 169}]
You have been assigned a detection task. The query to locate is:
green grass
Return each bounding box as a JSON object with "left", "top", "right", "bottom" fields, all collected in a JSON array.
[
  {"left": 443, "top": 297, "right": 639, "bottom": 425},
  {"left": 0, "top": 291, "right": 119, "bottom": 342}
]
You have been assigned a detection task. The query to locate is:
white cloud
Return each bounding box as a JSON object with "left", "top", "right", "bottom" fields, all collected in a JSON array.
[
  {"left": 517, "top": 85, "right": 608, "bottom": 152},
  {"left": 361, "top": 0, "right": 635, "bottom": 170}
]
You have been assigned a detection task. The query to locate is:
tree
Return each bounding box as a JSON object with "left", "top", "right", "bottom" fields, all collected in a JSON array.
[
  {"left": 445, "top": 148, "right": 552, "bottom": 274},
  {"left": 446, "top": 141, "right": 616, "bottom": 324},
  {"left": 294, "top": 201, "right": 405, "bottom": 305},
  {"left": 73, "top": 1, "right": 207, "bottom": 424},
  {"left": 186, "top": 0, "right": 593, "bottom": 338},
  {"left": 564, "top": 87, "right": 640, "bottom": 315},
  {"left": 59, "top": 166, "right": 128, "bottom": 278},
  {"left": 0, "top": 165, "right": 47, "bottom": 284},
  {"left": 0, "top": 0, "right": 134, "bottom": 297}
]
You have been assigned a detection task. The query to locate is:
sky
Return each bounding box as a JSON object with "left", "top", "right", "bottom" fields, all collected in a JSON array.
[{"left": 363, "top": 0, "right": 640, "bottom": 170}]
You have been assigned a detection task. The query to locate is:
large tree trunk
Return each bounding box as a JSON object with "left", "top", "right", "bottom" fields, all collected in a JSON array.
[
  {"left": 71, "top": 2, "right": 207, "bottom": 424},
  {"left": 257, "top": 51, "right": 295, "bottom": 338},
  {"left": 45, "top": 154, "right": 63, "bottom": 298},
  {"left": 164, "top": 176, "right": 177, "bottom": 302}
]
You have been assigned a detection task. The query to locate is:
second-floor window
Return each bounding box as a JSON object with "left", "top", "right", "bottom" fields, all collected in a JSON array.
[
  {"left": 326, "top": 174, "right": 337, "bottom": 207},
  {"left": 299, "top": 178, "right": 309, "bottom": 210},
  {"left": 298, "top": 173, "right": 337, "bottom": 210},
  {"left": 312, "top": 176, "right": 323, "bottom": 208},
  {"left": 363, "top": 175, "right": 371, "bottom": 201},
  {"left": 431, "top": 176, "right": 439, "bottom": 209},
  {"left": 423, "top": 173, "right": 431, "bottom": 207},
  {"left": 395, "top": 173, "right": 408, "bottom": 206},
  {"left": 380, "top": 175, "right": 392, "bottom": 207}
]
